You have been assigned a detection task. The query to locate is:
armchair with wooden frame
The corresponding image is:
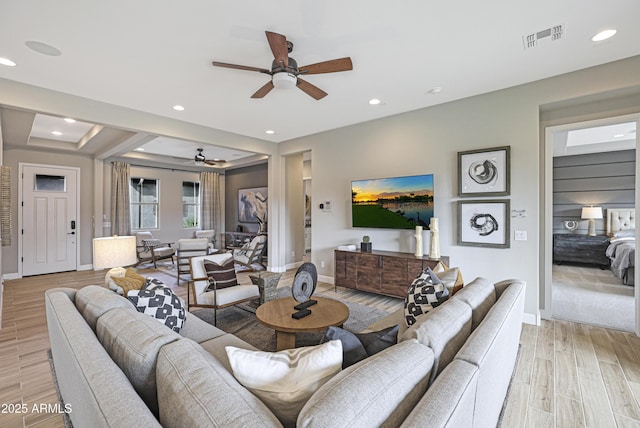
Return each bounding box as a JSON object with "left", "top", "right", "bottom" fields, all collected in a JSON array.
[
  {"left": 194, "top": 229, "right": 217, "bottom": 254},
  {"left": 232, "top": 234, "right": 267, "bottom": 271},
  {"left": 133, "top": 231, "right": 175, "bottom": 268},
  {"left": 187, "top": 253, "right": 259, "bottom": 325},
  {"left": 175, "top": 238, "right": 209, "bottom": 285}
]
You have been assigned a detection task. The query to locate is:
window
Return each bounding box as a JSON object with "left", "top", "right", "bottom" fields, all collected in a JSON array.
[
  {"left": 182, "top": 181, "right": 200, "bottom": 228},
  {"left": 130, "top": 178, "right": 159, "bottom": 229}
]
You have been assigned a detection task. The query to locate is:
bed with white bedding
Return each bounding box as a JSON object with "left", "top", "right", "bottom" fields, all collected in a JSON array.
[{"left": 605, "top": 208, "right": 635, "bottom": 285}]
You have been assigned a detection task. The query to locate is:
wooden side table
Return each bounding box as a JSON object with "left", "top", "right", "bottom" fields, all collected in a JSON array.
[{"left": 249, "top": 271, "right": 282, "bottom": 304}]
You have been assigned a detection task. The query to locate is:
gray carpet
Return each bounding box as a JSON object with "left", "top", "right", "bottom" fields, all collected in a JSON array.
[
  {"left": 552, "top": 264, "right": 635, "bottom": 332},
  {"left": 192, "top": 287, "right": 390, "bottom": 352}
]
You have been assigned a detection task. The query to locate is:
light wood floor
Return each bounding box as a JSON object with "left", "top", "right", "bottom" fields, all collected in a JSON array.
[{"left": 1, "top": 266, "right": 639, "bottom": 427}]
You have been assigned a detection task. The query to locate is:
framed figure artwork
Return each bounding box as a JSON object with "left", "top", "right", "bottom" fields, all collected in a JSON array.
[
  {"left": 238, "top": 187, "right": 268, "bottom": 224},
  {"left": 458, "top": 199, "right": 510, "bottom": 248},
  {"left": 458, "top": 146, "right": 510, "bottom": 197}
]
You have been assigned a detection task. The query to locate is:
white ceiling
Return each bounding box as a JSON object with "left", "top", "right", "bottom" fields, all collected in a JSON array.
[{"left": 1, "top": 1, "right": 639, "bottom": 166}]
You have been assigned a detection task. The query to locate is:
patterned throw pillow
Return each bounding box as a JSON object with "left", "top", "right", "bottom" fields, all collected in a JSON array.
[
  {"left": 107, "top": 267, "right": 146, "bottom": 295},
  {"left": 204, "top": 258, "right": 238, "bottom": 291},
  {"left": 404, "top": 267, "right": 449, "bottom": 326},
  {"left": 127, "top": 283, "right": 186, "bottom": 332}
]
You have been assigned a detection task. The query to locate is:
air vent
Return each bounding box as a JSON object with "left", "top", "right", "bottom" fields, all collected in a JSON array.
[{"left": 523, "top": 24, "right": 564, "bottom": 49}]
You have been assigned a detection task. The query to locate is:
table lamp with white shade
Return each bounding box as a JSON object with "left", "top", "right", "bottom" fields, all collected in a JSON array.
[
  {"left": 93, "top": 236, "right": 137, "bottom": 271},
  {"left": 581, "top": 206, "right": 603, "bottom": 236}
]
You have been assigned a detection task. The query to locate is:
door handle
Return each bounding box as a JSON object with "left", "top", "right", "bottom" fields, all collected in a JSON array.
[{"left": 67, "top": 231, "right": 75, "bottom": 235}]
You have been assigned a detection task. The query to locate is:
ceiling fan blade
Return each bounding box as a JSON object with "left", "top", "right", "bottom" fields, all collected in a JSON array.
[
  {"left": 204, "top": 159, "right": 226, "bottom": 166},
  {"left": 299, "top": 57, "right": 353, "bottom": 75},
  {"left": 251, "top": 81, "right": 275, "bottom": 98},
  {"left": 297, "top": 78, "right": 328, "bottom": 100},
  {"left": 212, "top": 61, "right": 270, "bottom": 74},
  {"left": 265, "top": 31, "right": 289, "bottom": 67}
]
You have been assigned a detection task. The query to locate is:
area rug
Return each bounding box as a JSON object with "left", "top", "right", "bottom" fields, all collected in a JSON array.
[
  {"left": 192, "top": 287, "right": 390, "bottom": 352},
  {"left": 47, "top": 349, "right": 74, "bottom": 428}
]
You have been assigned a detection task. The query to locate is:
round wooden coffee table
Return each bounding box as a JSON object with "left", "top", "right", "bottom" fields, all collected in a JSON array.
[{"left": 256, "top": 296, "right": 349, "bottom": 351}]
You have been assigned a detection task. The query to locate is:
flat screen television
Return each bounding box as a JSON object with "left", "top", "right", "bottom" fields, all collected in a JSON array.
[{"left": 351, "top": 173, "right": 434, "bottom": 229}]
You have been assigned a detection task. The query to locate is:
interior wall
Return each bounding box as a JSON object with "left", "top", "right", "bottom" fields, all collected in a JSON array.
[
  {"left": 2, "top": 148, "right": 96, "bottom": 274},
  {"left": 553, "top": 150, "right": 635, "bottom": 235},
  {"left": 278, "top": 55, "right": 640, "bottom": 322},
  {"left": 285, "top": 153, "right": 304, "bottom": 267},
  {"left": 224, "top": 163, "right": 268, "bottom": 235}
]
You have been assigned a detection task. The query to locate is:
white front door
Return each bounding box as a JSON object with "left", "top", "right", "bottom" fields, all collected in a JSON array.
[{"left": 21, "top": 165, "right": 78, "bottom": 276}]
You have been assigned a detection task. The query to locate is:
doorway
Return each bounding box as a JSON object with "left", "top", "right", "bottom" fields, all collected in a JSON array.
[
  {"left": 543, "top": 114, "right": 639, "bottom": 333},
  {"left": 19, "top": 163, "right": 80, "bottom": 276}
]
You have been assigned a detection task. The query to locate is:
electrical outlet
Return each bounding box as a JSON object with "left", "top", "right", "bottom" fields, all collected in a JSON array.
[
  {"left": 320, "top": 260, "right": 325, "bottom": 268},
  {"left": 291, "top": 251, "right": 295, "bottom": 258}
]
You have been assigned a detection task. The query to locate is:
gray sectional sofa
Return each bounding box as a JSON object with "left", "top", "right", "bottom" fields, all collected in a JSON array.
[{"left": 45, "top": 276, "right": 525, "bottom": 427}]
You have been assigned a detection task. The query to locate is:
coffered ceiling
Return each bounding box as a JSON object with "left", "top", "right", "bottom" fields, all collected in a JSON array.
[{"left": 1, "top": 1, "right": 639, "bottom": 168}]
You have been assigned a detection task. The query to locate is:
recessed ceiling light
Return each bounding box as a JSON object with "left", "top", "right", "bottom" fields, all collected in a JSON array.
[
  {"left": 135, "top": 148, "right": 145, "bottom": 151},
  {"left": 265, "top": 130, "right": 275, "bottom": 134},
  {"left": 613, "top": 134, "right": 625, "bottom": 138},
  {"left": 25, "top": 40, "right": 62, "bottom": 56},
  {"left": 0, "top": 57, "right": 16, "bottom": 67},
  {"left": 64, "top": 117, "right": 76, "bottom": 123},
  {"left": 51, "top": 131, "right": 63, "bottom": 136},
  {"left": 369, "top": 98, "right": 381, "bottom": 105},
  {"left": 428, "top": 87, "right": 442, "bottom": 95},
  {"left": 172, "top": 105, "right": 185, "bottom": 111},
  {"left": 592, "top": 29, "right": 617, "bottom": 42}
]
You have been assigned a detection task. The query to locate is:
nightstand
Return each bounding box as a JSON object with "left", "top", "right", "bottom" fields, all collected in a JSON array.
[{"left": 553, "top": 234, "right": 610, "bottom": 268}]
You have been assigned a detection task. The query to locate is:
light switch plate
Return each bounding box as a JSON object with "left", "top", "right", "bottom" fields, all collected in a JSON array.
[{"left": 514, "top": 230, "right": 527, "bottom": 241}]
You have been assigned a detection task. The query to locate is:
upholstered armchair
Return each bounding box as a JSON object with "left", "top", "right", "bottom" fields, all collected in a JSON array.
[
  {"left": 232, "top": 234, "right": 267, "bottom": 271},
  {"left": 133, "top": 231, "right": 175, "bottom": 268},
  {"left": 176, "top": 238, "right": 209, "bottom": 284},
  {"left": 194, "top": 229, "right": 216, "bottom": 253},
  {"left": 188, "top": 253, "right": 260, "bottom": 325}
]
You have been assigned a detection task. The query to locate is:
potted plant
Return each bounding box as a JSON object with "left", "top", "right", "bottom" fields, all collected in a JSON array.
[{"left": 361, "top": 235, "right": 372, "bottom": 252}]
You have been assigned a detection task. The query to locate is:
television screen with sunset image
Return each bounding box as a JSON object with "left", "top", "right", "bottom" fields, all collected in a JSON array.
[{"left": 351, "top": 174, "right": 434, "bottom": 229}]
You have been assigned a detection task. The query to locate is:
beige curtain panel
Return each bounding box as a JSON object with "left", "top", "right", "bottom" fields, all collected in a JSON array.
[
  {"left": 110, "top": 161, "right": 131, "bottom": 236},
  {"left": 200, "top": 171, "right": 222, "bottom": 247},
  {"left": 1, "top": 166, "right": 11, "bottom": 246}
]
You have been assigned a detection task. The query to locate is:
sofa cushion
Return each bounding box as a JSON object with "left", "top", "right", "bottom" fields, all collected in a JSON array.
[
  {"left": 127, "top": 283, "right": 186, "bottom": 333},
  {"left": 199, "top": 333, "right": 258, "bottom": 372},
  {"left": 178, "top": 311, "right": 227, "bottom": 344},
  {"left": 321, "top": 325, "right": 399, "bottom": 368},
  {"left": 45, "top": 290, "right": 162, "bottom": 427},
  {"left": 404, "top": 267, "right": 449, "bottom": 326},
  {"left": 298, "top": 339, "right": 434, "bottom": 428},
  {"left": 226, "top": 340, "right": 343, "bottom": 426},
  {"left": 399, "top": 359, "right": 478, "bottom": 428},
  {"left": 204, "top": 258, "right": 238, "bottom": 290},
  {"left": 156, "top": 339, "right": 282, "bottom": 428},
  {"left": 454, "top": 281, "right": 525, "bottom": 427},
  {"left": 400, "top": 298, "right": 472, "bottom": 385},
  {"left": 75, "top": 285, "right": 136, "bottom": 330},
  {"left": 96, "top": 307, "right": 181, "bottom": 416},
  {"left": 451, "top": 277, "right": 496, "bottom": 330}
]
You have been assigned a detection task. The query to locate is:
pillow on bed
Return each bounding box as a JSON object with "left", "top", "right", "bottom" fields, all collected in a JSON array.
[{"left": 613, "top": 229, "right": 635, "bottom": 239}]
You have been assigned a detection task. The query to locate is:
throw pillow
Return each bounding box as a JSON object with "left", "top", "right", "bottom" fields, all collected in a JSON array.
[
  {"left": 322, "top": 325, "right": 399, "bottom": 368},
  {"left": 225, "top": 340, "right": 343, "bottom": 426},
  {"left": 111, "top": 276, "right": 145, "bottom": 296},
  {"left": 404, "top": 267, "right": 449, "bottom": 326},
  {"left": 204, "top": 258, "right": 238, "bottom": 291},
  {"left": 433, "top": 261, "right": 464, "bottom": 295},
  {"left": 127, "top": 285, "right": 186, "bottom": 333}
]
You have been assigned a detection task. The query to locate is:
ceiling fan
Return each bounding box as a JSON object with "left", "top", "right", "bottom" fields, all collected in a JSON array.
[
  {"left": 212, "top": 31, "right": 353, "bottom": 100},
  {"left": 193, "top": 148, "right": 225, "bottom": 166}
]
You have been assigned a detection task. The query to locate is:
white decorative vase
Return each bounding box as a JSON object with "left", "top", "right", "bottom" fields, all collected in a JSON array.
[
  {"left": 429, "top": 218, "right": 440, "bottom": 259},
  {"left": 414, "top": 226, "right": 424, "bottom": 257}
]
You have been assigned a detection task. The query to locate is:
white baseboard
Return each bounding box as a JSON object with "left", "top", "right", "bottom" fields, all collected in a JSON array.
[
  {"left": 319, "top": 275, "right": 334, "bottom": 285},
  {"left": 522, "top": 311, "right": 540, "bottom": 326},
  {"left": 79, "top": 264, "right": 93, "bottom": 271},
  {"left": 3, "top": 272, "right": 20, "bottom": 280}
]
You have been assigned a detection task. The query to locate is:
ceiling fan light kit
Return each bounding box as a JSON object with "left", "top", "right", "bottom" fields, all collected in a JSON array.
[
  {"left": 272, "top": 72, "right": 297, "bottom": 89},
  {"left": 212, "top": 30, "right": 353, "bottom": 100}
]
